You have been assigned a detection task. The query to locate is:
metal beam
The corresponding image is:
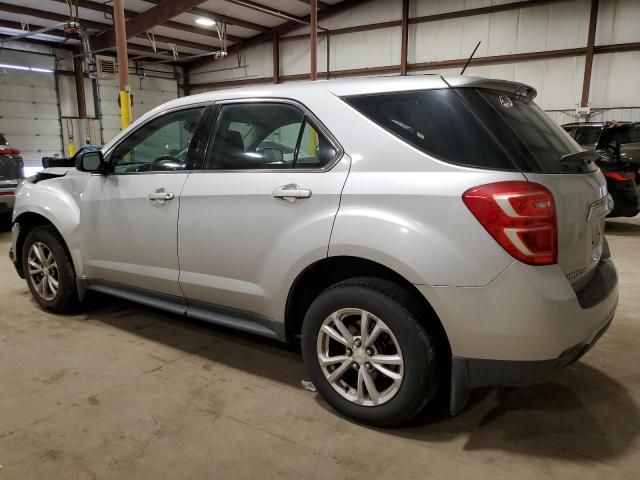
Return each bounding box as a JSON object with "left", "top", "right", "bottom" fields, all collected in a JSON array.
[
  {"left": 113, "top": 0, "right": 131, "bottom": 128},
  {"left": 73, "top": 50, "right": 87, "bottom": 118},
  {"left": 140, "top": 0, "right": 269, "bottom": 32},
  {"left": 0, "top": 32, "right": 73, "bottom": 50},
  {"left": 92, "top": 0, "right": 209, "bottom": 51},
  {"left": 48, "top": 0, "right": 245, "bottom": 43},
  {"left": 273, "top": 30, "right": 280, "bottom": 84},
  {"left": 400, "top": 0, "right": 409, "bottom": 75},
  {"left": 189, "top": 0, "right": 373, "bottom": 71},
  {"left": 310, "top": 0, "right": 318, "bottom": 80},
  {"left": 0, "top": 2, "right": 221, "bottom": 52},
  {"left": 192, "top": 42, "right": 640, "bottom": 89},
  {"left": 581, "top": 0, "right": 599, "bottom": 107},
  {"left": 409, "top": 0, "right": 569, "bottom": 24},
  {"left": 295, "top": 0, "right": 331, "bottom": 9},
  {"left": 224, "top": 0, "right": 308, "bottom": 25}
]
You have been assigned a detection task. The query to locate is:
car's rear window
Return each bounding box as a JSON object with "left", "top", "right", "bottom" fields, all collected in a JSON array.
[
  {"left": 344, "top": 88, "right": 588, "bottom": 174},
  {"left": 0, "top": 133, "right": 7, "bottom": 145}
]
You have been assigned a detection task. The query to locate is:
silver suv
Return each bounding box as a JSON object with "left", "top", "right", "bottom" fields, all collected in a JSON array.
[{"left": 9, "top": 76, "right": 619, "bottom": 426}]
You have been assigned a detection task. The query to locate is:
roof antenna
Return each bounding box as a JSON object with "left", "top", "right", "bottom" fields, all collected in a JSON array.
[{"left": 460, "top": 41, "right": 481, "bottom": 75}]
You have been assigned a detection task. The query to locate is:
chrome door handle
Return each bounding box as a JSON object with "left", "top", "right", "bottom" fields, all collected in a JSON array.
[
  {"left": 147, "top": 190, "right": 175, "bottom": 204},
  {"left": 272, "top": 184, "right": 312, "bottom": 202}
]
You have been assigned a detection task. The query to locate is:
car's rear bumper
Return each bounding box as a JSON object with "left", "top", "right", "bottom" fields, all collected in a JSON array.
[
  {"left": 417, "top": 254, "right": 618, "bottom": 414},
  {"left": 449, "top": 315, "right": 613, "bottom": 413}
]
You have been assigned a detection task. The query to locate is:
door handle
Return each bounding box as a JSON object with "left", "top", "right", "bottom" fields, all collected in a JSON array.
[
  {"left": 147, "top": 189, "right": 175, "bottom": 204},
  {"left": 272, "top": 184, "right": 312, "bottom": 202}
]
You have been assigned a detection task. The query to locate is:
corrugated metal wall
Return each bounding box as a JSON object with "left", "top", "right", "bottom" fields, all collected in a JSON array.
[{"left": 189, "top": 0, "right": 640, "bottom": 123}]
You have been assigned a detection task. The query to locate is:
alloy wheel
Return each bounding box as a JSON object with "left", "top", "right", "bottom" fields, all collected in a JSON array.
[
  {"left": 316, "top": 308, "right": 404, "bottom": 407},
  {"left": 27, "top": 242, "right": 59, "bottom": 301}
]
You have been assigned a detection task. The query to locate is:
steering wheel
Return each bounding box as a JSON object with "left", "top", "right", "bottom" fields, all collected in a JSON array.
[{"left": 151, "top": 155, "right": 184, "bottom": 171}]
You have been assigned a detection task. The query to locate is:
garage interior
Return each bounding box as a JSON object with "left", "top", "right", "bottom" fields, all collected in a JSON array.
[{"left": 0, "top": 0, "right": 639, "bottom": 478}]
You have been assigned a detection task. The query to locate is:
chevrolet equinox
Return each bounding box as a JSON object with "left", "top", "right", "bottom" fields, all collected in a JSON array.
[{"left": 9, "top": 76, "right": 619, "bottom": 426}]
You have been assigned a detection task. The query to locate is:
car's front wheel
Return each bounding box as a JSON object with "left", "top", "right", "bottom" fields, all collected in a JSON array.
[
  {"left": 22, "top": 225, "right": 79, "bottom": 313},
  {"left": 302, "top": 277, "right": 438, "bottom": 427}
]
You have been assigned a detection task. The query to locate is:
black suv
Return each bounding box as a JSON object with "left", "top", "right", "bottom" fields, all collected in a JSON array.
[
  {"left": 0, "top": 133, "right": 25, "bottom": 227},
  {"left": 563, "top": 122, "right": 640, "bottom": 217}
]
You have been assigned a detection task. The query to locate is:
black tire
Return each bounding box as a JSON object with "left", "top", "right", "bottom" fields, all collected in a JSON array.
[
  {"left": 22, "top": 225, "right": 80, "bottom": 313},
  {"left": 302, "top": 277, "right": 438, "bottom": 427}
]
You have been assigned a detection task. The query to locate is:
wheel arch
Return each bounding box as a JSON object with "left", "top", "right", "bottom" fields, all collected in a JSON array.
[
  {"left": 284, "top": 255, "right": 451, "bottom": 360},
  {"left": 14, "top": 212, "right": 74, "bottom": 278}
]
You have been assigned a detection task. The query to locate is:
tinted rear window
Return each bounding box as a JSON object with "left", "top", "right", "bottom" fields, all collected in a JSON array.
[
  {"left": 344, "top": 88, "right": 587, "bottom": 174},
  {"left": 0, "top": 133, "right": 7, "bottom": 145}
]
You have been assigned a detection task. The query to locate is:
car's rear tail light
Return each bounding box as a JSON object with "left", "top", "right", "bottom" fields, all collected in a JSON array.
[
  {"left": 462, "top": 181, "right": 557, "bottom": 266},
  {"left": 0, "top": 147, "right": 20, "bottom": 155},
  {"left": 603, "top": 171, "right": 635, "bottom": 182}
]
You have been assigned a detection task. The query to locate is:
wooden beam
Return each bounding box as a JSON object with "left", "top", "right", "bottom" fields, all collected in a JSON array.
[
  {"left": 400, "top": 0, "right": 409, "bottom": 75},
  {"left": 310, "top": 0, "right": 318, "bottom": 80},
  {"left": 581, "top": 0, "right": 599, "bottom": 107}
]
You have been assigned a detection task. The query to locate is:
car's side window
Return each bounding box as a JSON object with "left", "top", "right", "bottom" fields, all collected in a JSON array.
[
  {"left": 110, "top": 107, "right": 205, "bottom": 173},
  {"left": 203, "top": 102, "right": 337, "bottom": 170}
]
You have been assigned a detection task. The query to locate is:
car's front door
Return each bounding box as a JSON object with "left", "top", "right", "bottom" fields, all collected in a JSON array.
[
  {"left": 178, "top": 100, "right": 350, "bottom": 321},
  {"left": 80, "top": 106, "right": 206, "bottom": 297}
]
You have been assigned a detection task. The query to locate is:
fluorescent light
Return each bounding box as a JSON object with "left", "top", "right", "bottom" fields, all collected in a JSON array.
[
  {"left": 0, "top": 63, "right": 53, "bottom": 73},
  {"left": 195, "top": 17, "right": 216, "bottom": 26},
  {"left": 0, "top": 63, "right": 29, "bottom": 71}
]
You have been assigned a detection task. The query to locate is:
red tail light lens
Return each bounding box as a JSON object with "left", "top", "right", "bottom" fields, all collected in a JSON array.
[
  {"left": 462, "top": 181, "right": 557, "bottom": 266},
  {"left": 604, "top": 171, "right": 635, "bottom": 182},
  {"left": 0, "top": 147, "right": 20, "bottom": 155}
]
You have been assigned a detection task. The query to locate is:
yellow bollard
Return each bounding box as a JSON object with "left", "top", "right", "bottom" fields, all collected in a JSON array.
[{"left": 68, "top": 142, "right": 76, "bottom": 157}]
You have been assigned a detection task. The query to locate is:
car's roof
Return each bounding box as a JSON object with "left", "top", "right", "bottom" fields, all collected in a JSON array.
[{"left": 161, "top": 74, "right": 533, "bottom": 110}]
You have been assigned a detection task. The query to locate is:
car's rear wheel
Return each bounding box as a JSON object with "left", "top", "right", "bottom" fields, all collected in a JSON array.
[
  {"left": 22, "top": 225, "right": 79, "bottom": 313},
  {"left": 302, "top": 277, "right": 438, "bottom": 427}
]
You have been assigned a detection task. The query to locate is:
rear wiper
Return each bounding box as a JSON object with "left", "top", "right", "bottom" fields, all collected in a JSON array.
[{"left": 560, "top": 150, "right": 601, "bottom": 166}]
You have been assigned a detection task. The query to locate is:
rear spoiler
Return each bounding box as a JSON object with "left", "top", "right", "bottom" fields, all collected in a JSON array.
[{"left": 560, "top": 150, "right": 601, "bottom": 166}]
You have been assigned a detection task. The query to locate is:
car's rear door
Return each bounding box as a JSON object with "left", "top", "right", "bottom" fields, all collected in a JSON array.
[{"left": 177, "top": 100, "right": 349, "bottom": 323}]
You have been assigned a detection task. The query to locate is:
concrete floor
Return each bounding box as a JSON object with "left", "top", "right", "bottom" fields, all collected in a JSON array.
[{"left": 0, "top": 219, "right": 639, "bottom": 480}]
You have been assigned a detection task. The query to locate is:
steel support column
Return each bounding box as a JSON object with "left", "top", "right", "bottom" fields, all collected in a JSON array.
[
  {"left": 310, "top": 0, "right": 318, "bottom": 80},
  {"left": 401, "top": 0, "right": 409, "bottom": 75},
  {"left": 581, "top": 0, "right": 599, "bottom": 107},
  {"left": 113, "top": 0, "right": 131, "bottom": 129},
  {"left": 273, "top": 30, "right": 280, "bottom": 84}
]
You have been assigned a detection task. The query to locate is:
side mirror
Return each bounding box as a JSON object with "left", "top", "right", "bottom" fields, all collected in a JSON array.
[{"left": 76, "top": 150, "right": 105, "bottom": 173}]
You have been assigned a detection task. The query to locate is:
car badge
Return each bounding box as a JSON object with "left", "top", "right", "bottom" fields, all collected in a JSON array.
[{"left": 499, "top": 96, "right": 514, "bottom": 108}]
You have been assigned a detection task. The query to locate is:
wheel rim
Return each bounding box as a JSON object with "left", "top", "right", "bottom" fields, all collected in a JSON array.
[
  {"left": 316, "top": 308, "right": 404, "bottom": 407},
  {"left": 27, "top": 242, "right": 59, "bottom": 302}
]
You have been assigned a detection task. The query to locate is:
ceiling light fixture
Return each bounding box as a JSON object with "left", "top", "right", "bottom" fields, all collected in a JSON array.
[{"left": 195, "top": 17, "right": 216, "bottom": 26}]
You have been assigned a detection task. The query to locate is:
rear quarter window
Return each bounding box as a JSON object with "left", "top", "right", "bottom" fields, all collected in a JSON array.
[{"left": 344, "top": 88, "right": 587, "bottom": 174}]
